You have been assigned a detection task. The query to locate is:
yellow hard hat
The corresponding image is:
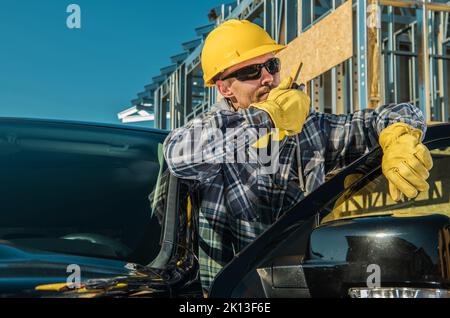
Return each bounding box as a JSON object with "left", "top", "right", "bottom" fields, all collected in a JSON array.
[{"left": 201, "top": 19, "right": 286, "bottom": 87}]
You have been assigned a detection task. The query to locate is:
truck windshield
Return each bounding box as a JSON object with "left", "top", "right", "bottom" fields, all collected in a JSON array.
[{"left": 0, "top": 119, "right": 167, "bottom": 264}]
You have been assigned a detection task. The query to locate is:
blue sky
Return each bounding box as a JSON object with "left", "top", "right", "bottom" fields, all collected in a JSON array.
[{"left": 0, "top": 0, "right": 224, "bottom": 127}]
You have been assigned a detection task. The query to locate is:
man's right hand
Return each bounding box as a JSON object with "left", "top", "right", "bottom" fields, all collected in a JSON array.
[{"left": 252, "top": 76, "right": 310, "bottom": 136}]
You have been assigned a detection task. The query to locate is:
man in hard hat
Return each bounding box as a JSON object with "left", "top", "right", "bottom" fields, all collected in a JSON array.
[{"left": 160, "top": 19, "right": 432, "bottom": 295}]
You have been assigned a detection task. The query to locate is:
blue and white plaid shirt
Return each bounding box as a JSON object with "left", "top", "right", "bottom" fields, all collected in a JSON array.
[{"left": 160, "top": 99, "right": 426, "bottom": 293}]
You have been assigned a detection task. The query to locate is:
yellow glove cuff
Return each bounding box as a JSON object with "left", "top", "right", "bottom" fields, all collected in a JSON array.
[{"left": 379, "top": 122, "right": 423, "bottom": 151}]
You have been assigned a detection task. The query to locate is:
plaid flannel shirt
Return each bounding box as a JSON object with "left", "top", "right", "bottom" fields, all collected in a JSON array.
[{"left": 157, "top": 99, "right": 426, "bottom": 293}]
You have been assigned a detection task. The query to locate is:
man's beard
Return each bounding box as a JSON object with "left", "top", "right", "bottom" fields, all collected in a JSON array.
[{"left": 256, "top": 85, "right": 274, "bottom": 102}]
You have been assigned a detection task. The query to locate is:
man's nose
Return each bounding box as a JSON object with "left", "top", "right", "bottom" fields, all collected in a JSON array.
[{"left": 260, "top": 67, "right": 274, "bottom": 86}]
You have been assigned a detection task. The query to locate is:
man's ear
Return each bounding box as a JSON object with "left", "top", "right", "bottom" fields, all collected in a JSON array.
[{"left": 216, "top": 80, "right": 234, "bottom": 99}]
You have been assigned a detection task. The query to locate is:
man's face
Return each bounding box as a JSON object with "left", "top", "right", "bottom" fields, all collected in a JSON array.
[{"left": 215, "top": 53, "right": 280, "bottom": 109}]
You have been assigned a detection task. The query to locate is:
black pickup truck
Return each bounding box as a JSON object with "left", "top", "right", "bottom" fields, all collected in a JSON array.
[{"left": 0, "top": 117, "right": 448, "bottom": 298}]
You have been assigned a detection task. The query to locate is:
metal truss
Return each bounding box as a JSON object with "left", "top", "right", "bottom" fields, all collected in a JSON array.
[{"left": 119, "top": 0, "right": 450, "bottom": 128}]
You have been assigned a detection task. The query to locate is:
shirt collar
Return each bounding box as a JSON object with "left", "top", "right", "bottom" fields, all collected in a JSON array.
[{"left": 210, "top": 98, "right": 235, "bottom": 112}]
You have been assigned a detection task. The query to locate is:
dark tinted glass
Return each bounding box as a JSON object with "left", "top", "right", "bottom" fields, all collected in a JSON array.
[
  {"left": 222, "top": 58, "right": 280, "bottom": 81},
  {"left": 0, "top": 119, "right": 167, "bottom": 264}
]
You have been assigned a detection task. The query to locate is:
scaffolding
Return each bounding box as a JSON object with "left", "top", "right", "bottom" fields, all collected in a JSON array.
[{"left": 119, "top": 0, "right": 450, "bottom": 128}]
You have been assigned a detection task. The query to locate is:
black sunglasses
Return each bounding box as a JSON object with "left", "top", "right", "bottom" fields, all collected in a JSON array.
[{"left": 220, "top": 57, "right": 281, "bottom": 81}]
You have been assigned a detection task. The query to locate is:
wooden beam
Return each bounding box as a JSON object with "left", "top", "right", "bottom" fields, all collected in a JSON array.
[
  {"left": 277, "top": 0, "right": 353, "bottom": 84},
  {"left": 380, "top": 0, "right": 450, "bottom": 13},
  {"left": 368, "top": 0, "right": 382, "bottom": 108}
]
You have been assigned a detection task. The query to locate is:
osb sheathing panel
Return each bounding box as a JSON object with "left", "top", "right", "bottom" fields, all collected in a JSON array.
[{"left": 277, "top": 0, "right": 353, "bottom": 84}]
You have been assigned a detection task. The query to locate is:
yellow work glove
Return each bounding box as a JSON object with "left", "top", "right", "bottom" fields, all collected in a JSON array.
[
  {"left": 252, "top": 76, "right": 310, "bottom": 137},
  {"left": 379, "top": 122, "right": 433, "bottom": 201}
]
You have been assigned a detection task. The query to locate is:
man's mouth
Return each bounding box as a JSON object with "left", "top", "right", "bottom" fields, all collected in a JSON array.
[{"left": 260, "top": 92, "right": 269, "bottom": 100}]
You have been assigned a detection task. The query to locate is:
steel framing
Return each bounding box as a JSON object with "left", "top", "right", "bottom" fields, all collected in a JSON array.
[{"left": 121, "top": 0, "right": 450, "bottom": 128}]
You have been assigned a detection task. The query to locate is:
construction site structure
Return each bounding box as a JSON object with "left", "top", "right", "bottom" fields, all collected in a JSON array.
[{"left": 118, "top": 0, "right": 450, "bottom": 128}]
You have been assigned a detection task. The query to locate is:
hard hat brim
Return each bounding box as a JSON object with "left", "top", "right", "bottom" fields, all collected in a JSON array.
[{"left": 204, "top": 43, "right": 286, "bottom": 87}]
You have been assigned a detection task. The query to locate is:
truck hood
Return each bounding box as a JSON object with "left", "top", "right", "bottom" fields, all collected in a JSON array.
[{"left": 0, "top": 240, "right": 183, "bottom": 297}]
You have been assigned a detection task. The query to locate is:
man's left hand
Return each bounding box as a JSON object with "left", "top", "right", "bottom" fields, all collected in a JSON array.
[{"left": 379, "top": 122, "right": 433, "bottom": 201}]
